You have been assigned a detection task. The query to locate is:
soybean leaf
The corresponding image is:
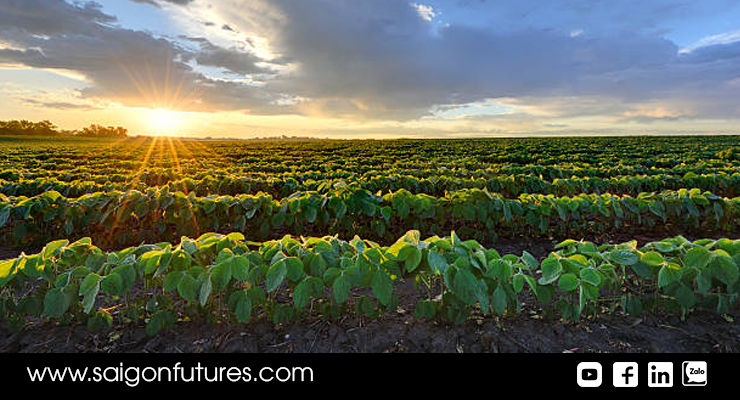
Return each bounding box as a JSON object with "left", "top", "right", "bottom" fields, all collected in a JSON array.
[
  {"left": 265, "top": 260, "right": 287, "bottom": 292},
  {"left": 492, "top": 285, "right": 507, "bottom": 314},
  {"left": 293, "top": 279, "right": 310, "bottom": 309},
  {"left": 199, "top": 275, "right": 212, "bottom": 307},
  {"left": 512, "top": 274, "right": 525, "bottom": 293},
  {"left": 233, "top": 291, "right": 252, "bottom": 323},
  {"left": 177, "top": 274, "right": 198, "bottom": 302},
  {"left": 371, "top": 270, "right": 393, "bottom": 306},
  {"left": 231, "top": 255, "right": 250, "bottom": 282},
  {"left": 0, "top": 258, "right": 19, "bottom": 287},
  {"left": 42, "top": 239, "right": 68, "bottom": 260},
  {"left": 538, "top": 257, "right": 562, "bottom": 285},
  {"left": 285, "top": 257, "right": 305, "bottom": 282},
  {"left": 79, "top": 273, "right": 102, "bottom": 297},
  {"left": 684, "top": 247, "right": 712, "bottom": 269},
  {"left": 609, "top": 250, "right": 639, "bottom": 266},
  {"left": 640, "top": 251, "right": 664, "bottom": 267},
  {"left": 558, "top": 273, "right": 579, "bottom": 292},
  {"left": 146, "top": 311, "right": 176, "bottom": 336},
  {"left": 211, "top": 260, "right": 232, "bottom": 291},
  {"left": 100, "top": 273, "right": 124, "bottom": 296},
  {"left": 521, "top": 251, "right": 539, "bottom": 271},
  {"left": 333, "top": 275, "right": 350, "bottom": 303},
  {"left": 579, "top": 269, "right": 602, "bottom": 287},
  {"left": 427, "top": 251, "right": 448, "bottom": 275},
  {"left": 658, "top": 264, "right": 682, "bottom": 288},
  {"left": 630, "top": 262, "right": 655, "bottom": 280},
  {"left": 44, "top": 287, "right": 70, "bottom": 319},
  {"left": 675, "top": 285, "right": 696, "bottom": 308},
  {"left": 164, "top": 271, "right": 184, "bottom": 293},
  {"left": 400, "top": 246, "right": 422, "bottom": 273},
  {"left": 712, "top": 256, "right": 739, "bottom": 286},
  {"left": 697, "top": 270, "right": 712, "bottom": 293}
]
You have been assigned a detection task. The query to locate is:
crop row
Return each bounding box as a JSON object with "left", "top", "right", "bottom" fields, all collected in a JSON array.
[
  {"left": 1, "top": 231, "right": 737, "bottom": 334},
  {"left": 3, "top": 136, "right": 738, "bottom": 175},
  {"left": 3, "top": 171, "right": 740, "bottom": 199},
  {"left": 5, "top": 160, "right": 740, "bottom": 186},
  {"left": 1, "top": 186, "right": 738, "bottom": 248}
]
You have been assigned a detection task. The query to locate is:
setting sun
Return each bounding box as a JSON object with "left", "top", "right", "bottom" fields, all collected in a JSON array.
[{"left": 147, "top": 108, "right": 182, "bottom": 135}]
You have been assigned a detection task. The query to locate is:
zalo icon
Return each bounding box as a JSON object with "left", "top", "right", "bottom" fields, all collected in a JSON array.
[{"left": 683, "top": 361, "right": 707, "bottom": 386}]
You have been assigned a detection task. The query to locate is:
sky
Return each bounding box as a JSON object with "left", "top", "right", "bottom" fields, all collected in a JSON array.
[{"left": 0, "top": 0, "right": 739, "bottom": 138}]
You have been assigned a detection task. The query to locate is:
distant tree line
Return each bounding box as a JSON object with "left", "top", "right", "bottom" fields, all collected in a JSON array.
[
  {"left": 0, "top": 120, "right": 128, "bottom": 138},
  {"left": 76, "top": 124, "right": 128, "bottom": 138}
]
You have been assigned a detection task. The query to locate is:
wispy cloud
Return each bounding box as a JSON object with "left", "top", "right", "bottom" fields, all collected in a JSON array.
[
  {"left": 680, "top": 29, "right": 740, "bottom": 53},
  {"left": 20, "top": 98, "right": 103, "bottom": 111},
  {"left": 129, "top": 0, "right": 195, "bottom": 8},
  {"left": 411, "top": 3, "right": 436, "bottom": 22}
]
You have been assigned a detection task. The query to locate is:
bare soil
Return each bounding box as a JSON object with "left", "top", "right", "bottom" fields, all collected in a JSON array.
[
  {"left": 1, "top": 307, "right": 737, "bottom": 353},
  {"left": 0, "top": 247, "right": 21, "bottom": 261}
]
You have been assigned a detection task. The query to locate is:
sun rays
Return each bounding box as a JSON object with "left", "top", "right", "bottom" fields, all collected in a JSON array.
[
  {"left": 104, "top": 136, "right": 158, "bottom": 246},
  {"left": 103, "top": 136, "right": 216, "bottom": 246},
  {"left": 73, "top": 43, "right": 251, "bottom": 245},
  {"left": 107, "top": 47, "right": 204, "bottom": 136}
]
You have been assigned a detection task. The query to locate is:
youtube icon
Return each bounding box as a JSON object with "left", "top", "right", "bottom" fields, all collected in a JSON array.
[
  {"left": 582, "top": 369, "right": 598, "bottom": 381},
  {"left": 577, "top": 363, "right": 602, "bottom": 387}
]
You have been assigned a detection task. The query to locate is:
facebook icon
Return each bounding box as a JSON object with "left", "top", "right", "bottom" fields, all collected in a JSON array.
[{"left": 613, "top": 362, "right": 639, "bottom": 387}]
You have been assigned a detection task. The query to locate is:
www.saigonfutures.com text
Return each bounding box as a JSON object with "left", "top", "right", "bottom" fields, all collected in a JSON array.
[{"left": 26, "top": 363, "right": 314, "bottom": 386}]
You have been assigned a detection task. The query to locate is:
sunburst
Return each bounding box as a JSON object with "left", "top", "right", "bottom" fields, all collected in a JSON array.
[{"left": 148, "top": 108, "right": 182, "bottom": 135}]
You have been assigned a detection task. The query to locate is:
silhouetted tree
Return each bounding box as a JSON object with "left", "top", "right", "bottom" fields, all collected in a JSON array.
[
  {"left": 0, "top": 120, "right": 129, "bottom": 138},
  {"left": 0, "top": 119, "right": 59, "bottom": 136},
  {"left": 76, "top": 124, "right": 128, "bottom": 138}
]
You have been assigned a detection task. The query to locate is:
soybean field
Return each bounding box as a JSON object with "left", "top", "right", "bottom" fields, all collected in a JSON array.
[{"left": 1, "top": 135, "right": 739, "bottom": 352}]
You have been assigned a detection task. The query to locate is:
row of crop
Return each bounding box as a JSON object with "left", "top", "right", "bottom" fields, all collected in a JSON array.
[
  {"left": 0, "top": 231, "right": 737, "bottom": 333},
  {"left": 3, "top": 171, "right": 740, "bottom": 199},
  {"left": 4, "top": 136, "right": 738, "bottom": 176},
  {"left": 1, "top": 186, "right": 738, "bottom": 248},
  {"left": 4, "top": 159, "right": 740, "bottom": 189}
]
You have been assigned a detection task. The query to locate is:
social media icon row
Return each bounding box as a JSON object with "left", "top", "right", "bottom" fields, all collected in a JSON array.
[{"left": 577, "top": 361, "right": 707, "bottom": 387}]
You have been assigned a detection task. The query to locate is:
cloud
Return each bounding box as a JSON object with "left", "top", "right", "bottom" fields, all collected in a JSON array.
[
  {"left": 680, "top": 29, "right": 740, "bottom": 53},
  {"left": 0, "top": 0, "right": 115, "bottom": 36},
  {"left": 233, "top": 0, "right": 693, "bottom": 120},
  {"left": 411, "top": 3, "right": 436, "bottom": 22},
  {"left": 678, "top": 40, "right": 740, "bottom": 63},
  {"left": 1, "top": 0, "right": 739, "bottom": 127},
  {"left": 129, "top": 0, "right": 195, "bottom": 7},
  {"left": 20, "top": 98, "right": 102, "bottom": 111},
  {"left": 182, "top": 36, "right": 273, "bottom": 76},
  {"left": 0, "top": 0, "right": 284, "bottom": 113}
]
